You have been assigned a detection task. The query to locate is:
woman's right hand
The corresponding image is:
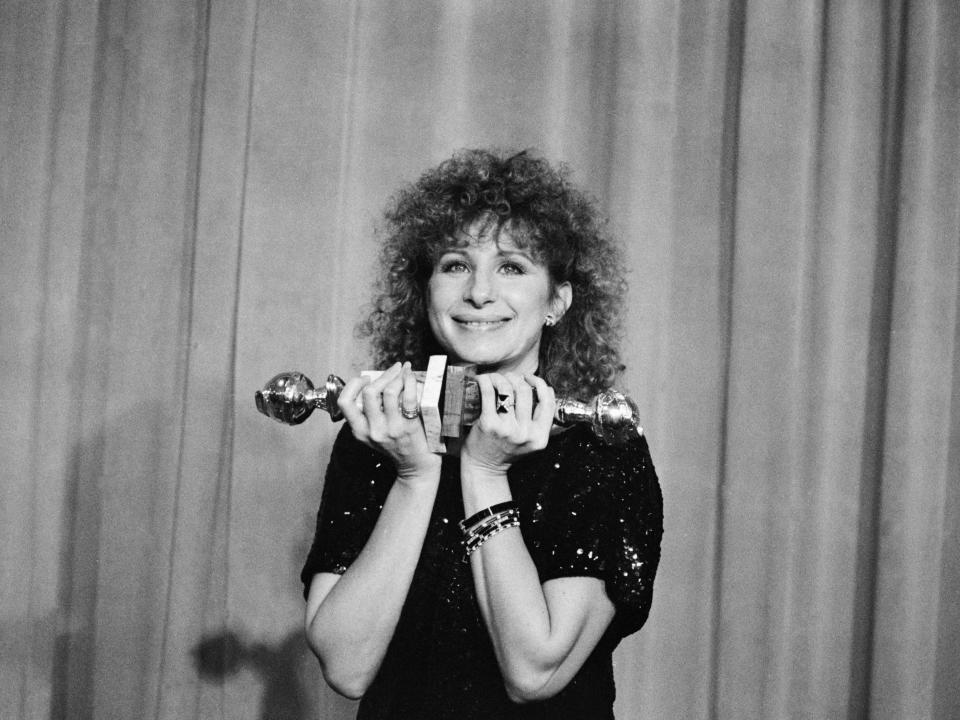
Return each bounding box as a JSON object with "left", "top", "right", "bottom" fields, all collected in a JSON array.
[{"left": 337, "top": 361, "right": 441, "bottom": 484}]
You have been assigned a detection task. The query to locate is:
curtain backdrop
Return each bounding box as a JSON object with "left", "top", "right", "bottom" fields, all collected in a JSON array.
[{"left": 2, "top": 1, "right": 958, "bottom": 718}]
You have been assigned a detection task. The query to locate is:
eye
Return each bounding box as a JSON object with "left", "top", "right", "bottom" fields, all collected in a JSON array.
[
  {"left": 438, "top": 259, "right": 469, "bottom": 273},
  {"left": 499, "top": 261, "right": 526, "bottom": 275}
]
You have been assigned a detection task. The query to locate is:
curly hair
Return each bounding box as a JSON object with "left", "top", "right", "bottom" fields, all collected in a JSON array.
[{"left": 358, "top": 148, "right": 628, "bottom": 400}]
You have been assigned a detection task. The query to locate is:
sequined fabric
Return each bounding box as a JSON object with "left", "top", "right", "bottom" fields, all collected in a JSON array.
[{"left": 301, "top": 423, "right": 663, "bottom": 719}]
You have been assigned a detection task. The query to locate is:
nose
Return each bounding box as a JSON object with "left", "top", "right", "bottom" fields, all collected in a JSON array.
[{"left": 464, "top": 268, "right": 496, "bottom": 306}]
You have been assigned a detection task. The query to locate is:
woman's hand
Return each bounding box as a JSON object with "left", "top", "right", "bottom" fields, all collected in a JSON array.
[
  {"left": 461, "top": 372, "right": 555, "bottom": 476},
  {"left": 338, "top": 361, "right": 441, "bottom": 484}
]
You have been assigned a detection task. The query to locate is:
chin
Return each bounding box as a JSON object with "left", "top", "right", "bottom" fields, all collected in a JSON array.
[
  {"left": 454, "top": 353, "right": 508, "bottom": 369},
  {"left": 440, "top": 334, "right": 537, "bottom": 373},
  {"left": 447, "top": 351, "right": 509, "bottom": 371}
]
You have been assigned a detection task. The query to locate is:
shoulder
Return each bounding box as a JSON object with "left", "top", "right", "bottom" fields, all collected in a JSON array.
[
  {"left": 532, "top": 426, "right": 663, "bottom": 551},
  {"left": 550, "top": 425, "right": 657, "bottom": 491},
  {"left": 512, "top": 425, "right": 661, "bottom": 524}
]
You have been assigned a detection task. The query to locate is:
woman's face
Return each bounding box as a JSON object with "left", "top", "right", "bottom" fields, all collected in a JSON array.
[{"left": 426, "top": 220, "right": 572, "bottom": 375}]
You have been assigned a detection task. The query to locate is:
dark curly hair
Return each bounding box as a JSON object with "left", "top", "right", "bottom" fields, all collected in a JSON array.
[{"left": 358, "top": 148, "right": 628, "bottom": 400}]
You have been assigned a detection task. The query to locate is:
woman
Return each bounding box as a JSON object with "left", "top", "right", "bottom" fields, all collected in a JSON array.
[{"left": 300, "top": 149, "right": 663, "bottom": 719}]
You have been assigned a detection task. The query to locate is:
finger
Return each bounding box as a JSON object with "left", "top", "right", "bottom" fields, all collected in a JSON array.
[
  {"left": 363, "top": 361, "right": 402, "bottom": 408},
  {"left": 361, "top": 362, "right": 401, "bottom": 432},
  {"left": 368, "top": 361, "right": 403, "bottom": 394},
  {"left": 338, "top": 376, "right": 372, "bottom": 435},
  {"left": 380, "top": 366, "right": 406, "bottom": 425},
  {"left": 475, "top": 374, "right": 499, "bottom": 425},
  {"left": 400, "top": 362, "right": 420, "bottom": 420},
  {"left": 505, "top": 372, "right": 533, "bottom": 424},
  {"left": 525, "top": 374, "right": 555, "bottom": 430},
  {"left": 488, "top": 372, "right": 517, "bottom": 421}
]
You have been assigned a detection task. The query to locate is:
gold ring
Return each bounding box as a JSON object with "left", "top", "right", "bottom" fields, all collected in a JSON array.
[{"left": 400, "top": 405, "right": 419, "bottom": 420}]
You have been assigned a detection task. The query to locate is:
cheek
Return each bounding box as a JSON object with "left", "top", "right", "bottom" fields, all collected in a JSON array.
[
  {"left": 519, "top": 286, "right": 553, "bottom": 318},
  {"left": 428, "top": 276, "right": 469, "bottom": 319},
  {"left": 425, "top": 279, "right": 443, "bottom": 316},
  {"left": 425, "top": 284, "right": 454, "bottom": 336}
]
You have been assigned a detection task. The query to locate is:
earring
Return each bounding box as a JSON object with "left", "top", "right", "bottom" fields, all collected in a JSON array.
[{"left": 544, "top": 315, "right": 554, "bottom": 327}]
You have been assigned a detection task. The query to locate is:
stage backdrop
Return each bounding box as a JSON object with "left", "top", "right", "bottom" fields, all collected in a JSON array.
[{"left": 2, "top": 1, "right": 958, "bottom": 718}]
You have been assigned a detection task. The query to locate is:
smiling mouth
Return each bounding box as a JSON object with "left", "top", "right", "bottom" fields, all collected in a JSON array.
[{"left": 454, "top": 319, "right": 509, "bottom": 329}]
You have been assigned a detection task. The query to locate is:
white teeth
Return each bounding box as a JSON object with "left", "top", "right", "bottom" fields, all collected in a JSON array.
[{"left": 457, "top": 320, "right": 505, "bottom": 328}]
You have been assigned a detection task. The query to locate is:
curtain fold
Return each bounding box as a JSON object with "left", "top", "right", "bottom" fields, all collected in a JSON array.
[{"left": 2, "top": 1, "right": 958, "bottom": 718}]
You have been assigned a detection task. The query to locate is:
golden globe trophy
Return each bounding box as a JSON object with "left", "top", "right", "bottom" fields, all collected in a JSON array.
[{"left": 255, "top": 356, "right": 642, "bottom": 453}]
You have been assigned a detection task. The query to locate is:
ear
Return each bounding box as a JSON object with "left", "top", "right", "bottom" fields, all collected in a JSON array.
[{"left": 550, "top": 281, "right": 573, "bottom": 322}]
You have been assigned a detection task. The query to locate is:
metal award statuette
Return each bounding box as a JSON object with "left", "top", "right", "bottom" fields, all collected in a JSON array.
[{"left": 254, "top": 355, "right": 643, "bottom": 452}]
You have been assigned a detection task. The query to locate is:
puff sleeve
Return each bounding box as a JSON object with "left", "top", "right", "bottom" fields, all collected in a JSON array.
[{"left": 517, "top": 427, "right": 663, "bottom": 639}]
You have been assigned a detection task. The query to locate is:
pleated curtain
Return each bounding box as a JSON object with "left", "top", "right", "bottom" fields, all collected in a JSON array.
[{"left": 1, "top": 1, "right": 958, "bottom": 718}]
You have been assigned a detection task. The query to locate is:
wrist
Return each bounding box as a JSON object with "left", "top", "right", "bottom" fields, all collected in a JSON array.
[
  {"left": 460, "top": 464, "right": 512, "bottom": 515},
  {"left": 461, "top": 462, "right": 508, "bottom": 484},
  {"left": 395, "top": 456, "right": 442, "bottom": 487},
  {"left": 460, "top": 448, "right": 511, "bottom": 480}
]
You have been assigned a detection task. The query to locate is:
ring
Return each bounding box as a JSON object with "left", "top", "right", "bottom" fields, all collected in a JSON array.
[
  {"left": 496, "top": 392, "right": 515, "bottom": 414},
  {"left": 400, "top": 404, "right": 419, "bottom": 420}
]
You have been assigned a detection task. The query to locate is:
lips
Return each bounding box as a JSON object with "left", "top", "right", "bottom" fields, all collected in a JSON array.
[{"left": 453, "top": 317, "right": 510, "bottom": 329}]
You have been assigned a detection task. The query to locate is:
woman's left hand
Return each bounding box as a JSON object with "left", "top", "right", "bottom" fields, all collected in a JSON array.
[{"left": 461, "top": 372, "right": 555, "bottom": 476}]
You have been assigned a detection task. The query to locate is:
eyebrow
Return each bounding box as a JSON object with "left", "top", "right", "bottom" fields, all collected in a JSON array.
[{"left": 438, "top": 246, "right": 534, "bottom": 261}]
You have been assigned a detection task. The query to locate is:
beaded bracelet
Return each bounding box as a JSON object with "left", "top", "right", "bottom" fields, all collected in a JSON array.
[
  {"left": 460, "top": 503, "right": 520, "bottom": 561},
  {"left": 463, "top": 514, "right": 520, "bottom": 560}
]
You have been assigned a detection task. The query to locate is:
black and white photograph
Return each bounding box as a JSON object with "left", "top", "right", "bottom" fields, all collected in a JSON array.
[{"left": 1, "top": 2, "right": 958, "bottom": 719}]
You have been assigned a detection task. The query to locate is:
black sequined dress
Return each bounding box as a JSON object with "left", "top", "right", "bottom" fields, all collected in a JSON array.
[{"left": 301, "top": 423, "right": 663, "bottom": 719}]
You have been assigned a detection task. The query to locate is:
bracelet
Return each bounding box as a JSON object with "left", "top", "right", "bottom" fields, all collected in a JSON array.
[
  {"left": 464, "top": 508, "right": 518, "bottom": 541},
  {"left": 461, "top": 504, "right": 520, "bottom": 561},
  {"left": 463, "top": 514, "right": 520, "bottom": 560},
  {"left": 459, "top": 501, "right": 517, "bottom": 534}
]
